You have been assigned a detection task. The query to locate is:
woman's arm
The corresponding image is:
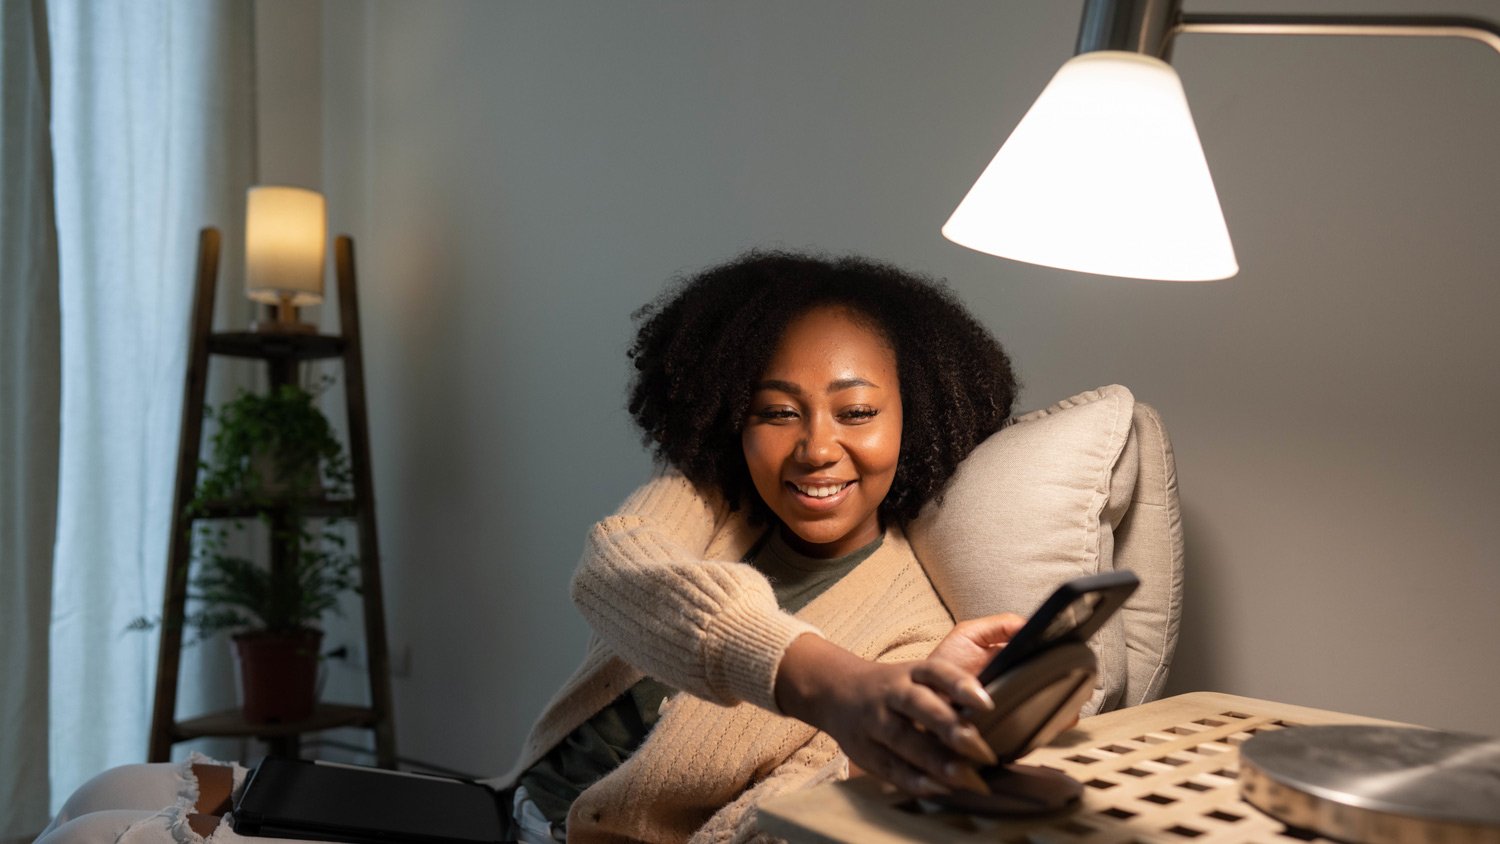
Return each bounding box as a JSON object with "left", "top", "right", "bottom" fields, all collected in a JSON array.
[
  {"left": 773, "top": 615, "right": 1030, "bottom": 797},
  {"left": 569, "top": 467, "right": 821, "bottom": 712},
  {"left": 572, "top": 469, "right": 1031, "bottom": 796}
]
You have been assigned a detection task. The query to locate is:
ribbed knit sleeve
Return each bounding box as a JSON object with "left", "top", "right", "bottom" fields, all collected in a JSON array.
[{"left": 569, "top": 467, "right": 822, "bottom": 712}]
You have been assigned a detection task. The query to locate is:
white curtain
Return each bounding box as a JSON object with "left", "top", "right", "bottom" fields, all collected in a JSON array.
[
  {"left": 1, "top": 1, "right": 61, "bottom": 838},
  {"left": 41, "top": 0, "right": 258, "bottom": 819}
]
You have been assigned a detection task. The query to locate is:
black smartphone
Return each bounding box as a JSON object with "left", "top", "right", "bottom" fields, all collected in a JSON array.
[{"left": 976, "top": 570, "right": 1140, "bottom": 685}]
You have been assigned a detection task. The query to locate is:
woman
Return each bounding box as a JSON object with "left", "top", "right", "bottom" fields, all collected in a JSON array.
[
  {"left": 499, "top": 251, "right": 1023, "bottom": 842},
  {"left": 41, "top": 251, "right": 1024, "bottom": 844}
]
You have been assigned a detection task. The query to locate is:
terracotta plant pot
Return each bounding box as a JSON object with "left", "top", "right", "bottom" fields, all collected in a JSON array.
[{"left": 233, "top": 628, "right": 323, "bottom": 724}]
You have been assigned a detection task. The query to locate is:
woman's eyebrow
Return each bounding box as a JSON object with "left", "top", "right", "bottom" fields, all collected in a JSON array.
[
  {"left": 828, "top": 377, "right": 878, "bottom": 392},
  {"left": 755, "top": 377, "right": 880, "bottom": 395},
  {"left": 756, "top": 379, "right": 802, "bottom": 396}
]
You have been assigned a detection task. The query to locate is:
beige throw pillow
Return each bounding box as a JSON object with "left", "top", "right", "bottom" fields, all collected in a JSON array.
[{"left": 907, "top": 385, "right": 1143, "bottom": 715}]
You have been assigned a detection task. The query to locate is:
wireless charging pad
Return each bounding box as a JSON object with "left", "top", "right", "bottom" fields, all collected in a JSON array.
[
  {"left": 1240, "top": 724, "right": 1500, "bottom": 842},
  {"left": 926, "top": 641, "right": 1097, "bottom": 816}
]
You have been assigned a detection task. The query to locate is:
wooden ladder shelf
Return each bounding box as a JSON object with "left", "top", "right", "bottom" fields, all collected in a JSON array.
[{"left": 147, "top": 227, "right": 396, "bottom": 766}]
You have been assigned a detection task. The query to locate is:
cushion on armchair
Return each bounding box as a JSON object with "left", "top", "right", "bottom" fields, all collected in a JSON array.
[{"left": 907, "top": 385, "right": 1183, "bottom": 716}]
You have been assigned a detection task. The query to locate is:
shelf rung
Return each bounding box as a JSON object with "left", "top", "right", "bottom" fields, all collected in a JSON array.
[
  {"left": 189, "top": 498, "right": 358, "bottom": 519},
  {"left": 207, "top": 332, "right": 346, "bottom": 361}
]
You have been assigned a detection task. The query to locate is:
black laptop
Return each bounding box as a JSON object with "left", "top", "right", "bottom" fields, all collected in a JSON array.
[{"left": 231, "top": 757, "right": 509, "bottom": 844}]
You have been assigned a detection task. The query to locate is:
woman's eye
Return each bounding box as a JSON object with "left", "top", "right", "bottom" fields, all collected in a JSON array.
[
  {"left": 840, "top": 407, "right": 878, "bottom": 422},
  {"left": 754, "top": 408, "right": 798, "bottom": 421}
]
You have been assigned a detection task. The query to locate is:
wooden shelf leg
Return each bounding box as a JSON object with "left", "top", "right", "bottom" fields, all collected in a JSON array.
[
  {"left": 149, "top": 228, "right": 221, "bottom": 762},
  {"left": 336, "top": 235, "right": 398, "bottom": 769}
]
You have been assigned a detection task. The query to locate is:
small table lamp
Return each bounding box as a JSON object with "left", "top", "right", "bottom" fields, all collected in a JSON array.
[{"left": 246, "top": 185, "right": 326, "bottom": 334}]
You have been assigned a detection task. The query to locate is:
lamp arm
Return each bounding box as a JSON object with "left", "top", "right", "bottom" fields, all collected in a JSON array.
[{"left": 1171, "top": 14, "right": 1500, "bottom": 55}]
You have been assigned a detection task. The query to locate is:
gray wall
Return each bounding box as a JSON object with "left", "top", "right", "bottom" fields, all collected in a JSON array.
[{"left": 257, "top": 0, "right": 1500, "bottom": 775}]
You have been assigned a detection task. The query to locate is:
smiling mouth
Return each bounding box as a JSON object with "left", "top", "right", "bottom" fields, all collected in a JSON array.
[{"left": 788, "top": 480, "right": 853, "bottom": 499}]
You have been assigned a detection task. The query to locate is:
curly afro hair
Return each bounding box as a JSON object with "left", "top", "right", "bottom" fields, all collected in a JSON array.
[{"left": 628, "top": 251, "right": 1018, "bottom": 526}]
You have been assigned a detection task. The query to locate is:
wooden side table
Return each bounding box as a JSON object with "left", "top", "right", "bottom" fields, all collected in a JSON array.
[{"left": 758, "top": 692, "right": 1403, "bottom": 844}]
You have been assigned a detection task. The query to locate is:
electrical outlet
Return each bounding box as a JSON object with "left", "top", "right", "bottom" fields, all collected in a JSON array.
[
  {"left": 391, "top": 643, "right": 412, "bottom": 678},
  {"left": 323, "top": 640, "right": 409, "bottom": 677}
]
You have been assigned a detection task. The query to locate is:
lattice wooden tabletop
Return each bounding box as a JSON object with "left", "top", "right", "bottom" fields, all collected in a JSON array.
[{"left": 758, "top": 692, "right": 1405, "bottom": 844}]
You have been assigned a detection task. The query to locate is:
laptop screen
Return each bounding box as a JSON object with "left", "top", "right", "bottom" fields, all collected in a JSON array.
[{"left": 233, "top": 757, "right": 506, "bottom": 844}]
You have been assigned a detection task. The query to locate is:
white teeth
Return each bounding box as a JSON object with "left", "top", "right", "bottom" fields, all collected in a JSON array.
[{"left": 795, "top": 482, "right": 849, "bottom": 498}]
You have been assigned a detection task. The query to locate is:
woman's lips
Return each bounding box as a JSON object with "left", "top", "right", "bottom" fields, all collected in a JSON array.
[{"left": 785, "top": 480, "right": 855, "bottom": 512}]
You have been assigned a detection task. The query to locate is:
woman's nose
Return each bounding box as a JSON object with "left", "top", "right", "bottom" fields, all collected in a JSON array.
[{"left": 795, "top": 419, "right": 841, "bottom": 466}]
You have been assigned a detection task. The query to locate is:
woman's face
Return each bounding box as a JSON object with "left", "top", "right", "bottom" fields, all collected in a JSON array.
[{"left": 742, "top": 305, "right": 902, "bottom": 559}]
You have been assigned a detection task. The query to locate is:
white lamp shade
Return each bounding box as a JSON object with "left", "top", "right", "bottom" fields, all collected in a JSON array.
[
  {"left": 943, "top": 51, "right": 1237, "bottom": 281},
  {"left": 245, "top": 186, "right": 326, "bottom": 305}
]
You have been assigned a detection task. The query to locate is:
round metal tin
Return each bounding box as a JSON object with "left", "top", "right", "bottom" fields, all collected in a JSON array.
[{"left": 1239, "top": 724, "right": 1500, "bottom": 843}]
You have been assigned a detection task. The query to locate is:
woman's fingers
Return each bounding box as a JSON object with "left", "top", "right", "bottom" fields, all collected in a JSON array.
[
  {"left": 958, "top": 613, "right": 1028, "bottom": 649},
  {"left": 792, "top": 647, "right": 1012, "bottom": 797},
  {"left": 864, "top": 747, "right": 952, "bottom": 797},
  {"left": 886, "top": 679, "right": 998, "bottom": 767},
  {"left": 871, "top": 668, "right": 999, "bottom": 792},
  {"left": 929, "top": 613, "right": 1028, "bottom": 673},
  {"left": 868, "top": 708, "right": 992, "bottom": 794},
  {"left": 912, "top": 658, "right": 994, "bottom": 714}
]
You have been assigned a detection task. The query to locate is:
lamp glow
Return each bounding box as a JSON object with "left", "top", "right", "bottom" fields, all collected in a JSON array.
[
  {"left": 943, "top": 51, "right": 1237, "bottom": 281},
  {"left": 246, "top": 186, "right": 326, "bottom": 326}
]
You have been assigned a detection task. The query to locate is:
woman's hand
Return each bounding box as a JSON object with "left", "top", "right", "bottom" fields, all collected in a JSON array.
[
  {"left": 775, "top": 634, "right": 993, "bottom": 795},
  {"left": 929, "top": 613, "right": 1027, "bottom": 676},
  {"left": 932, "top": 612, "right": 1081, "bottom": 733},
  {"left": 774, "top": 616, "right": 1029, "bottom": 797}
]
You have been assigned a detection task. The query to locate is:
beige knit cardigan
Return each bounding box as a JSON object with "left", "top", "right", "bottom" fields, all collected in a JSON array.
[{"left": 490, "top": 469, "right": 954, "bottom": 843}]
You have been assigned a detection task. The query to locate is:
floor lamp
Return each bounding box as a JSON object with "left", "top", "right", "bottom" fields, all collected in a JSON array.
[{"left": 943, "top": 0, "right": 1500, "bottom": 281}]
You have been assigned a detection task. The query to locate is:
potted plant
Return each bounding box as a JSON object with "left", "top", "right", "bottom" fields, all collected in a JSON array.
[
  {"left": 193, "top": 381, "right": 352, "bottom": 503},
  {"left": 135, "top": 381, "right": 360, "bottom": 723},
  {"left": 187, "top": 519, "right": 358, "bottom": 724}
]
